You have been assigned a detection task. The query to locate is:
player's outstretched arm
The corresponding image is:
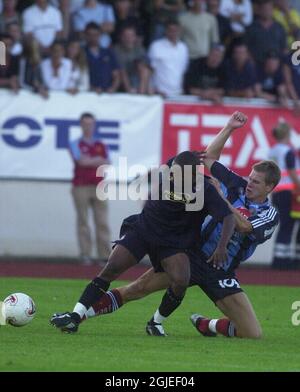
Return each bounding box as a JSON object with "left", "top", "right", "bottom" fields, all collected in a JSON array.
[{"left": 203, "top": 111, "right": 248, "bottom": 171}]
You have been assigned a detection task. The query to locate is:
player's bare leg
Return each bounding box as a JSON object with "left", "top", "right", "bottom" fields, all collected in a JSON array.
[
  {"left": 120, "top": 269, "right": 170, "bottom": 303},
  {"left": 191, "top": 292, "right": 262, "bottom": 339},
  {"left": 216, "top": 292, "right": 262, "bottom": 338}
]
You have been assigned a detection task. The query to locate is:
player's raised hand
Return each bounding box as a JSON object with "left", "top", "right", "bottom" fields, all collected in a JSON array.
[{"left": 227, "top": 111, "right": 248, "bottom": 130}]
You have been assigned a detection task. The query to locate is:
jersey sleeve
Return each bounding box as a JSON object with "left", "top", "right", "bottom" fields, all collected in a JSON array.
[
  {"left": 247, "top": 206, "right": 279, "bottom": 244},
  {"left": 69, "top": 139, "right": 81, "bottom": 161},
  {"left": 210, "top": 161, "right": 248, "bottom": 189},
  {"left": 204, "top": 183, "right": 233, "bottom": 221}
]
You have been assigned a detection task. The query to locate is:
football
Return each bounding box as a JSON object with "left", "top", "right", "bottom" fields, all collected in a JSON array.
[{"left": 3, "top": 293, "right": 36, "bottom": 327}]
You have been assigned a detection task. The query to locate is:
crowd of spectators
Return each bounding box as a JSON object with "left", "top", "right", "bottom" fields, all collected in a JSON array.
[{"left": 0, "top": 0, "right": 300, "bottom": 112}]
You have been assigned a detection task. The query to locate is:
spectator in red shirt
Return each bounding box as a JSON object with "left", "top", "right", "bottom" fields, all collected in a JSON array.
[{"left": 70, "top": 112, "right": 111, "bottom": 265}]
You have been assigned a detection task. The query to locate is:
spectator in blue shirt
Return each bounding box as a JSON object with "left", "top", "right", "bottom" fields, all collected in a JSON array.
[
  {"left": 224, "top": 41, "right": 256, "bottom": 98},
  {"left": 255, "top": 50, "right": 289, "bottom": 107},
  {"left": 84, "top": 22, "right": 121, "bottom": 94}
]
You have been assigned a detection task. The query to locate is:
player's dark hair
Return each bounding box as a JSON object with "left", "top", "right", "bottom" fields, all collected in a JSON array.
[
  {"left": 173, "top": 151, "right": 201, "bottom": 184},
  {"left": 252, "top": 160, "right": 281, "bottom": 188},
  {"left": 173, "top": 151, "right": 201, "bottom": 167}
]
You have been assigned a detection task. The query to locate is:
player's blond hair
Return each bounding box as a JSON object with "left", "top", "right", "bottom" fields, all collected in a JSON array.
[{"left": 252, "top": 160, "right": 281, "bottom": 188}]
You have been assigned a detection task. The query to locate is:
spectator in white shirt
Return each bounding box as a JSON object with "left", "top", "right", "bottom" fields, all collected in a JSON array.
[
  {"left": 40, "top": 41, "right": 73, "bottom": 92},
  {"left": 22, "top": 0, "right": 63, "bottom": 54},
  {"left": 148, "top": 20, "right": 189, "bottom": 97},
  {"left": 7, "top": 22, "right": 23, "bottom": 56},
  {"left": 66, "top": 39, "right": 90, "bottom": 93},
  {"left": 219, "top": 0, "right": 253, "bottom": 35}
]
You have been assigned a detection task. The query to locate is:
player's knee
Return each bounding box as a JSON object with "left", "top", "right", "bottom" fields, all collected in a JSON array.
[
  {"left": 176, "top": 272, "right": 190, "bottom": 287},
  {"left": 249, "top": 326, "right": 263, "bottom": 339},
  {"left": 239, "top": 325, "right": 263, "bottom": 339},
  {"left": 171, "top": 279, "right": 188, "bottom": 298},
  {"left": 172, "top": 274, "right": 189, "bottom": 290},
  {"left": 98, "top": 261, "right": 120, "bottom": 281}
]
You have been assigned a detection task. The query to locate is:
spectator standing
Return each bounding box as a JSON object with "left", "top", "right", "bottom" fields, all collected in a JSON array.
[
  {"left": 19, "top": 38, "right": 48, "bottom": 98},
  {"left": 84, "top": 22, "right": 121, "bottom": 94},
  {"left": 269, "top": 122, "right": 300, "bottom": 269},
  {"left": 0, "top": 0, "right": 20, "bottom": 33},
  {"left": 22, "top": 0, "right": 63, "bottom": 55},
  {"left": 219, "top": 0, "right": 253, "bottom": 35},
  {"left": 7, "top": 22, "right": 23, "bottom": 56},
  {"left": 255, "top": 51, "right": 289, "bottom": 107},
  {"left": 114, "top": 26, "right": 151, "bottom": 94},
  {"left": 148, "top": 19, "right": 189, "bottom": 97},
  {"left": 207, "top": 0, "right": 233, "bottom": 46},
  {"left": 224, "top": 41, "right": 256, "bottom": 97},
  {"left": 40, "top": 41, "right": 73, "bottom": 92},
  {"left": 283, "top": 51, "right": 300, "bottom": 115},
  {"left": 185, "top": 44, "right": 225, "bottom": 103},
  {"left": 112, "top": 0, "right": 143, "bottom": 44},
  {"left": 273, "top": 0, "right": 300, "bottom": 47},
  {"left": 289, "top": 0, "right": 300, "bottom": 14},
  {"left": 73, "top": 0, "right": 115, "bottom": 48},
  {"left": 70, "top": 113, "right": 111, "bottom": 265},
  {"left": 0, "top": 33, "right": 20, "bottom": 93},
  {"left": 245, "top": 0, "right": 287, "bottom": 65},
  {"left": 150, "top": 0, "right": 185, "bottom": 41},
  {"left": 179, "top": 0, "right": 219, "bottom": 61},
  {"left": 66, "top": 39, "right": 90, "bottom": 93}
]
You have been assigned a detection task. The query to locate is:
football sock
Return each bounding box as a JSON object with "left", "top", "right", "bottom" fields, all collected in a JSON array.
[
  {"left": 153, "top": 310, "right": 165, "bottom": 324},
  {"left": 198, "top": 317, "right": 237, "bottom": 337},
  {"left": 77, "top": 277, "right": 110, "bottom": 313},
  {"left": 73, "top": 303, "right": 87, "bottom": 320},
  {"left": 156, "top": 287, "right": 184, "bottom": 319},
  {"left": 83, "top": 289, "right": 123, "bottom": 321},
  {"left": 214, "top": 318, "right": 236, "bottom": 337}
]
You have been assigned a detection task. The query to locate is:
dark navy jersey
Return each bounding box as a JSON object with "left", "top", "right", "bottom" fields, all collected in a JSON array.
[
  {"left": 199, "top": 161, "right": 279, "bottom": 271},
  {"left": 124, "top": 158, "right": 232, "bottom": 249}
]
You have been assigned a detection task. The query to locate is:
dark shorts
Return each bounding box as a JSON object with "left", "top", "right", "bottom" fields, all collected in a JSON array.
[
  {"left": 189, "top": 252, "right": 243, "bottom": 303},
  {"left": 114, "top": 227, "right": 188, "bottom": 271},
  {"left": 155, "top": 248, "right": 243, "bottom": 303}
]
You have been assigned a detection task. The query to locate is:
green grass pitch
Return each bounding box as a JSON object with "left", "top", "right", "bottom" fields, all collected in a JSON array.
[{"left": 1, "top": 277, "right": 300, "bottom": 372}]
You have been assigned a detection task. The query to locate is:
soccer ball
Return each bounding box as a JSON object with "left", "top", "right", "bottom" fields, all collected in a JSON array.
[{"left": 3, "top": 293, "right": 36, "bottom": 327}]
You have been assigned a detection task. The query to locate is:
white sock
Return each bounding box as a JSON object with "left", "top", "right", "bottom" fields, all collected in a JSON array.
[
  {"left": 73, "top": 303, "right": 87, "bottom": 319},
  {"left": 86, "top": 307, "right": 96, "bottom": 319},
  {"left": 153, "top": 310, "right": 166, "bottom": 324},
  {"left": 208, "top": 319, "right": 218, "bottom": 334}
]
